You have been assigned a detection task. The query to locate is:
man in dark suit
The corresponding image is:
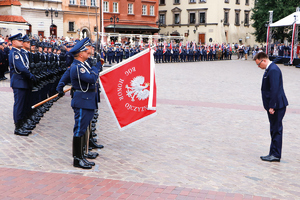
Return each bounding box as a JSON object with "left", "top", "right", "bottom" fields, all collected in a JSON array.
[{"left": 254, "top": 52, "right": 288, "bottom": 162}]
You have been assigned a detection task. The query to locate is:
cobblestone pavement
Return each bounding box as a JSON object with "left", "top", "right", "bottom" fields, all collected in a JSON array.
[{"left": 1, "top": 56, "right": 300, "bottom": 200}]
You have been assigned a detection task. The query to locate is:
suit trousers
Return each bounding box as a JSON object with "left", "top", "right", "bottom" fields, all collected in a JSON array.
[
  {"left": 13, "top": 88, "right": 31, "bottom": 124},
  {"left": 73, "top": 108, "right": 94, "bottom": 137},
  {"left": 267, "top": 107, "right": 286, "bottom": 158}
]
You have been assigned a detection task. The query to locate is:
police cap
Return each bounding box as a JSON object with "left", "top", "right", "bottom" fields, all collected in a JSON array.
[
  {"left": 69, "top": 37, "right": 89, "bottom": 55},
  {"left": 9, "top": 33, "right": 23, "bottom": 41}
]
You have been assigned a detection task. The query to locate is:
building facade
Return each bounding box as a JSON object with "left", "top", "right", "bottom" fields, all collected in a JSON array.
[
  {"left": 19, "top": 0, "right": 63, "bottom": 39},
  {"left": 0, "top": 0, "right": 29, "bottom": 37},
  {"left": 158, "top": 0, "right": 257, "bottom": 46}
]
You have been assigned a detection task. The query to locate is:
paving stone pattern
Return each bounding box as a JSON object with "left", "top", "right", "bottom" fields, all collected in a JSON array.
[{"left": 0, "top": 57, "right": 300, "bottom": 200}]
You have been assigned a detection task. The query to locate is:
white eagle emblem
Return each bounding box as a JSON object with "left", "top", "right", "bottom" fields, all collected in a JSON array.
[{"left": 125, "top": 76, "right": 150, "bottom": 102}]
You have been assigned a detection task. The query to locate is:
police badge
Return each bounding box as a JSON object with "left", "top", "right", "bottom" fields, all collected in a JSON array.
[
  {"left": 15, "top": 55, "right": 19, "bottom": 59},
  {"left": 80, "top": 68, "right": 86, "bottom": 73}
]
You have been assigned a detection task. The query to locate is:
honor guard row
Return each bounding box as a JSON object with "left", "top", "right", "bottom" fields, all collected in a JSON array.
[
  {"left": 56, "top": 37, "right": 104, "bottom": 170},
  {"left": 9, "top": 33, "right": 68, "bottom": 136},
  {"left": 153, "top": 45, "right": 233, "bottom": 63},
  {"left": 101, "top": 45, "right": 143, "bottom": 65},
  {"left": 0, "top": 41, "right": 10, "bottom": 80}
]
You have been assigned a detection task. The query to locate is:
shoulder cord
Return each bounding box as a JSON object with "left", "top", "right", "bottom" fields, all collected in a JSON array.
[
  {"left": 76, "top": 63, "right": 90, "bottom": 93},
  {"left": 13, "top": 51, "right": 29, "bottom": 74}
]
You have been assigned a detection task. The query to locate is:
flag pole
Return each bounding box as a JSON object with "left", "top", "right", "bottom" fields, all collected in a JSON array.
[
  {"left": 148, "top": 48, "right": 156, "bottom": 110},
  {"left": 31, "top": 87, "right": 71, "bottom": 109}
]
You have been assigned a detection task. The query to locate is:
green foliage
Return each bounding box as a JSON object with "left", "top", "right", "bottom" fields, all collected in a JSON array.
[{"left": 251, "top": 0, "right": 300, "bottom": 43}]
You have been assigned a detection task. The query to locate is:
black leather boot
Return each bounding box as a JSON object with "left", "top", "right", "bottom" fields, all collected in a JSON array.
[
  {"left": 14, "top": 122, "right": 30, "bottom": 136},
  {"left": 89, "top": 137, "right": 104, "bottom": 149},
  {"left": 82, "top": 133, "right": 95, "bottom": 166},
  {"left": 73, "top": 136, "right": 92, "bottom": 169},
  {"left": 92, "top": 131, "right": 97, "bottom": 137},
  {"left": 22, "top": 119, "right": 35, "bottom": 130}
]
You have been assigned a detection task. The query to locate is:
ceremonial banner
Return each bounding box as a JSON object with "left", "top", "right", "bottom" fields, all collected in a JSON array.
[
  {"left": 179, "top": 41, "right": 182, "bottom": 54},
  {"left": 163, "top": 41, "right": 166, "bottom": 54},
  {"left": 99, "top": 48, "right": 157, "bottom": 130}
]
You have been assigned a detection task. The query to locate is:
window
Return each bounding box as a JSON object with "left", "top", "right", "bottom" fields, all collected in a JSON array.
[
  {"left": 235, "top": 11, "right": 240, "bottom": 25},
  {"left": 103, "top": 1, "right": 108, "bottom": 12},
  {"left": 190, "top": 13, "right": 196, "bottom": 24},
  {"left": 174, "top": 14, "right": 180, "bottom": 24},
  {"left": 224, "top": 11, "right": 229, "bottom": 24},
  {"left": 174, "top": 0, "right": 180, "bottom": 3},
  {"left": 199, "top": 12, "right": 205, "bottom": 23},
  {"left": 159, "top": 0, "right": 165, "bottom": 5},
  {"left": 128, "top": 4, "right": 133, "bottom": 14},
  {"left": 159, "top": 14, "right": 166, "bottom": 25},
  {"left": 225, "top": 0, "right": 229, "bottom": 3},
  {"left": 80, "top": 0, "right": 86, "bottom": 6},
  {"left": 189, "top": 0, "right": 196, "bottom": 3},
  {"left": 113, "top": 2, "right": 118, "bottom": 13},
  {"left": 69, "top": 22, "right": 74, "bottom": 32},
  {"left": 91, "top": 0, "right": 96, "bottom": 6},
  {"left": 244, "top": 11, "right": 250, "bottom": 25},
  {"left": 235, "top": 0, "right": 239, "bottom": 4},
  {"left": 199, "top": 0, "right": 206, "bottom": 2},
  {"left": 245, "top": 0, "right": 249, "bottom": 5},
  {"left": 150, "top": 6, "right": 154, "bottom": 16},
  {"left": 69, "top": 0, "right": 76, "bottom": 5},
  {"left": 142, "top": 5, "right": 147, "bottom": 15}
]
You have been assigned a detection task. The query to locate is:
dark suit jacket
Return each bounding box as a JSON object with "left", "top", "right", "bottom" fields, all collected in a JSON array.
[{"left": 261, "top": 62, "right": 288, "bottom": 110}]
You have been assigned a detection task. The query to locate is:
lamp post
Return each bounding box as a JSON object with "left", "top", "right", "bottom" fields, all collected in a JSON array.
[
  {"left": 110, "top": 15, "right": 119, "bottom": 42},
  {"left": 156, "top": 19, "right": 163, "bottom": 42},
  {"left": 45, "top": 8, "right": 58, "bottom": 37},
  {"left": 156, "top": 19, "right": 163, "bottom": 32}
]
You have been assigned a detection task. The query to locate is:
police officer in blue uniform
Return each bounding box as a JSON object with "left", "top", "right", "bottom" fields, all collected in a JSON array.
[
  {"left": 69, "top": 38, "right": 101, "bottom": 169},
  {"left": 125, "top": 46, "right": 130, "bottom": 59},
  {"left": 9, "top": 33, "right": 36, "bottom": 136},
  {"left": 65, "top": 43, "right": 74, "bottom": 67},
  {"left": 0, "top": 42, "right": 5, "bottom": 80}
]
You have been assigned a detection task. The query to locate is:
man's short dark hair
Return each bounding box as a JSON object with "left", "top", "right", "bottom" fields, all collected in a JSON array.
[{"left": 254, "top": 52, "right": 268, "bottom": 60}]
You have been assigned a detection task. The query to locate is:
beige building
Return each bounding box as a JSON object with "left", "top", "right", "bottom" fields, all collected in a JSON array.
[
  {"left": 158, "top": 0, "right": 257, "bottom": 46},
  {"left": 19, "top": 0, "right": 63, "bottom": 38}
]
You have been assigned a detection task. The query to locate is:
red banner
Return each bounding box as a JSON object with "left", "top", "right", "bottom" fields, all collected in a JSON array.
[{"left": 99, "top": 49, "right": 157, "bottom": 130}]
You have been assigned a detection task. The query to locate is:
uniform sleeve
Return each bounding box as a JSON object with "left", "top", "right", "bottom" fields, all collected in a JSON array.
[
  {"left": 13, "top": 52, "right": 35, "bottom": 80},
  {"left": 56, "top": 67, "right": 71, "bottom": 92}
]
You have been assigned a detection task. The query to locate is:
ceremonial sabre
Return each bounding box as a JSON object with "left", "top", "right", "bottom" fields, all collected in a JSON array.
[{"left": 31, "top": 87, "right": 72, "bottom": 109}]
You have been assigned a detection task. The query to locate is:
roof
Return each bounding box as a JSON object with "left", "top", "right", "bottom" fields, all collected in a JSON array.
[
  {"left": 270, "top": 11, "right": 300, "bottom": 27},
  {"left": 0, "top": 15, "right": 27, "bottom": 23},
  {"left": 0, "top": 0, "right": 22, "bottom": 6}
]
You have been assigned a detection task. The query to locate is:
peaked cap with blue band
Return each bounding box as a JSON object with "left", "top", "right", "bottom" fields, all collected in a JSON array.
[
  {"left": 83, "top": 38, "right": 92, "bottom": 47},
  {"left": 22, "top": 35, "right": 30, "bottom": 42},
  {"left": 69, "top": 37, "right": 89, "bottom": 55},
  {"left": 9, "top": 33, "right": 23, "bottom": 41}
]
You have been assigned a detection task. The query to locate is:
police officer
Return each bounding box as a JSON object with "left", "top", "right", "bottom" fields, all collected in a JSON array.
[
  {"left": 69, "top": 38, "right": 101, "bottom": 169},
  {"left": 9, "top": 33, "right": 36, "bottom": 136},
  {"left": 115, "top": 45, "right": 120, "bottom": 63},
  {"left": 0, "top": 42, "right": 5, "bottom": 80},
  {"left": 107, "top": 44, "right": 113, "bottom": 64},
  {"left": 125, "top": 46, "right": 130, "bottom": 59},
  {"left": 180, "top": 46, "right": 187, "bottom": 62}
]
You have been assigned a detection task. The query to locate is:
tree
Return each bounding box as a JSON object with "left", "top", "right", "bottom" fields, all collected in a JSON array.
[{"left": 251, "top": 0, "right": 300, "bottom": 43}]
